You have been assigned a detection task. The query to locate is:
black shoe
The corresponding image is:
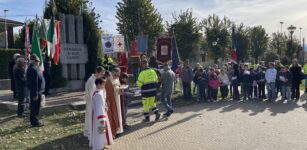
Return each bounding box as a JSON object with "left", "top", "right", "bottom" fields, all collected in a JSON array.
[
  {"left": 32, "top": 122, "right": 44, "bottom": 127},
  {"left": 143, "top": 117, "right": 150, "bottom": 123},
  {"left": 17, "top": 114, "right": 26, "bottom": 118},
  {"left": 155, "top": 113, "right": 161, "bottom": 121}
]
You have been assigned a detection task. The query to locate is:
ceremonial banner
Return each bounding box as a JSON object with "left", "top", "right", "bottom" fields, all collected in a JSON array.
[
  {"left": 102, "top": 34, "right": 114, "bottom": 54},
  {"left": 130, "top": 40, "right": 138, "bottom": 56},
  {"left": 137, "top": 35, "right": 148, "bottom": 52},
  {"left": 114, "top": 35, "right": 125, "bottom": 52},
  {"left": 157, "top": 37, "right": 172, "bottom": 63}
]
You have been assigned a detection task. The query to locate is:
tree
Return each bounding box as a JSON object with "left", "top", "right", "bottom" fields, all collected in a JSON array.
[
  {"left": 201, "top": 14, "right": 232, "bottom": 63},
  {"left": 249, "top": 26, "right": 269, "bottom": 63},
  {"left": 116, "top": 0, "right": 163, "bottom": 54},
  {"left": 166, "top": 9, "right": 201, "bottom": 60},
  {"left": 263, "top": 50, "right": 279, "bottom": 64},
  {"left": 233, "top": 23, "right": 250, "bottom": 62},
  {"left": 269, "top": 32, "right": 287, "bottom": 58}
]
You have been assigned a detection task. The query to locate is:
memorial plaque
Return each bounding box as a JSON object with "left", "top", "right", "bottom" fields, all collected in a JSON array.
[{"left": 60, "top": 43, "right": 88, "bottom": 64}]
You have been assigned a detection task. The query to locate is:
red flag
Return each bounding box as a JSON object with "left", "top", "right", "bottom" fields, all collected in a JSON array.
[
  {"left": 25, "top": 24, "right": 31, "bottom": 58},
  {"left": 130, "top": 40, "right": 138, "bottom": 56},
  {"left": 53, "top": 21, "right": 61, "bottom": 65},
  {"left": 231, "top": 27, "right": 237, "bottom": 62},
  {"left": 156, "top": 37, "right": 172, "bottom": 63}
]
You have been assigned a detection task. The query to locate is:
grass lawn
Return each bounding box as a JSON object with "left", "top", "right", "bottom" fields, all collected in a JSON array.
[{"left": 0, "top": 106, "right": 88, "bottom": 150}]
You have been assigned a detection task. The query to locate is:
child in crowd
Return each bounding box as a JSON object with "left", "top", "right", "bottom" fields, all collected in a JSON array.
[
  {"left": 257, "top": 67, "right": 266, "bottom": 100},
  {"left": 119, "top": 73, "right": 132, "bottom": 129},
  {"left": 209, "top": 73, "right": 220, "bottom": 101},
  {"left": 279, "top": 66, "right": 292, "bottom": 103},
  {"left": 241, "top": 64, "right": 252, "bottom": 100},
  {"left": 197, "top": 69, "right": 209, "bottom": 102}
]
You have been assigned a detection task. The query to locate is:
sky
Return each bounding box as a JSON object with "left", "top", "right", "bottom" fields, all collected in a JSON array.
[{"left": 1, "top": 0, "right": 307, "bottom": 43}]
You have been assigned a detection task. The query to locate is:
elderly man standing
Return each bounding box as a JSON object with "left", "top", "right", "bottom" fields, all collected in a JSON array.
[
  {"left": 14, "top": 57, "right": 27, "bottom": 117},
  {"left": 26, "top": 54, "right": 45, "bottom": 127},
  {"left": 9, "top": 53, "right": 21, "bottom": 99},
  {"left": 181, "top": 59, "right": 193, "bottom": 100},
  {"left": 160, "top": 62, "right": 176, "bottom": 117}
]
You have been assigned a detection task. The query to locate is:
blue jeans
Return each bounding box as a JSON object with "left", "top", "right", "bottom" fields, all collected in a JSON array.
[
  {"left": 267, "top": 82, "right": 276, "bottom": 100},
  {"left": 160, "top": 92, "right": 173, "bottom": 112},
  {"left": 281, "top": 86, "right": 291, "bottom": 100}
]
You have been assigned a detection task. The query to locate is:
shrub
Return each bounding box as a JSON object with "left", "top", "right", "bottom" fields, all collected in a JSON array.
[{"left": 0, "top": 49, "right": 22, "bottom": 79}]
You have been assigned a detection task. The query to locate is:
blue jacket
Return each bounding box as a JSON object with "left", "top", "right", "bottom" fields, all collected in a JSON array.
[{"left": 26, "top": 64, "right": 45, "bottom": 98}]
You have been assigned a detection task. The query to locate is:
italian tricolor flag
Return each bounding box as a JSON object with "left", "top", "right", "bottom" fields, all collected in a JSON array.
[{"left": 47, "top": 17, "right": 61, "bottom": 65}]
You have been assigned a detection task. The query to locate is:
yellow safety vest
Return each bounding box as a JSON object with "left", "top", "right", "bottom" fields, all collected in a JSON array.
[{"left": 137, "top": 68, "right": 158, "bottom": 97}]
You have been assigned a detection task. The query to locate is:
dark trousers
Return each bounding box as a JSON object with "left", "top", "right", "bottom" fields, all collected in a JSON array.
[
  {"left": 291, "top": 84, "right": 300, "bottom": 100},
  {"left": 17, "top": 88, "right": 26, "bottom": 116},
  {"left": 258, "top": 83, "right": 265, "bottom": 99},
  {"left": 207, "top": 86, "right": 212, "bottom": 100},
  {"left": 30, "top": 95, "right": 42, "bottom": 126},
  {"left": 211, "top": 89, "right": 218, "bottom": 100},
  {"left": 250, "top": 86, "right": 257, "bottom": 98},
  {"left": 199, "top": 86, "right": 207, "bottom": 102},
  {"left": 276, "top": 81, "right": 281, "bottom": 96},
  {"left": 220, "top": 85, "right": 228, "bottom": 99},
  {"left": 182, "top": 81, "right": 192, "bottom": 100},
  {"left": 233, "top": 85, "right": 240, "bottom": 100},
  {"left": 242, "top": 83, "right": 251, "bottom": 100}
]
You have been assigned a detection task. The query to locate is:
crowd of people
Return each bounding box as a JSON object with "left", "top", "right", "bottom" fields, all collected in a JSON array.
[
  {"left": 84, "top": 56, "right": 176, "bottom": 150},
  {"left": 177, "top": 59, "right": 307, "bottom": 103},
  {"left": 8, "top": 51, "right": 307, "bottom": 150}
]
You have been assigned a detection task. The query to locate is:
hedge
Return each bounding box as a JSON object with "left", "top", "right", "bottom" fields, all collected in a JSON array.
[{"left": 0, "top": 49, "right": 23, "bottom": 79}]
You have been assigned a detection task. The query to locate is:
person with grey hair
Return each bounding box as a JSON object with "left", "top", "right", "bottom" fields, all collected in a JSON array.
[
  {"left": 26, "top": 54, "right": 45, "bottom": 127},
  {"left": 9, "top": 53, "right": 21, "bottom": 99},
  {"left": 13, "top": 57, "right": 27, "bottom": 117},
  {"left": 160, "top": 62, "right": 176, "bottom": 117}
]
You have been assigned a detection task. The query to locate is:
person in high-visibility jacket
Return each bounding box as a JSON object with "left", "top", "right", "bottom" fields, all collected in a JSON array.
[
  {"left": 103, "top": 55, "right": 114, "bottom": 71},
  {"left": 137, "top": 60, "right": 161, "bottom": 123}
]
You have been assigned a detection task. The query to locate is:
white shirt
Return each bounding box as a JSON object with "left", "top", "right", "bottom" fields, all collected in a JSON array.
[{"left": 265, "top": 68, "right": 277, "bottom": 83}]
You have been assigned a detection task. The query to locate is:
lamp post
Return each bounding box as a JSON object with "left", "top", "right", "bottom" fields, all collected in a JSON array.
[
  {"left": 4, "top": 9, "right": 8, "bottom": 50},
  {"left": 212, "top": 38, "right": 219, "bottom": 64},
  {"left": 299, "top": 27, "right": 302, "bottom": 46},
  {"left": 287, "top": 25, "right": 296, "bottom": 62},
  {"left": 280, "top": 21, "right": 284, "bottom": 34}
]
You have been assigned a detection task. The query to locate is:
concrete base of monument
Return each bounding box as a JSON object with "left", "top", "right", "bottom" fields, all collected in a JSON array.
[
  {"left": 0, "top": 79, "right": 11, "bottom": 90},
  {"left": 49, "top": 80, "right": 85, "bottom": 94}
]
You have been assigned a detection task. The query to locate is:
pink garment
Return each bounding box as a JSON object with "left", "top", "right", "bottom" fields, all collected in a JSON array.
[{"left": 209, "top": 79, "right": 220, "bottom": 89}]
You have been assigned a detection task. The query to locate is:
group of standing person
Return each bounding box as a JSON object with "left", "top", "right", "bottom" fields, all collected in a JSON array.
[
  {"left": 84, "top": 54, "right": 177, "bottom": 149},
  {"left": 175, "top": 59, "right": 307, "bottom": 103},
  {"left": 9, "top": 53, "right": 46, "bottom": 127}
]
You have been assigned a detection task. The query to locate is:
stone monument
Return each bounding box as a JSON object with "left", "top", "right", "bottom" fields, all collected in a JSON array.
[{"left": 59, "top": 13, "right": 88, "bottom": 90}]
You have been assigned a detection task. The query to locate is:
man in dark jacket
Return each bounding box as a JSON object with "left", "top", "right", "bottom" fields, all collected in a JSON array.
[
  {"left": 9, "top": 53, "right": 21, "bottom": 99},
  {"left": 14, "top": 57, "right": 27, "bottom": 117},
  {"left": 27, "top": 54, "right": 45, "bottom": 127},
  {"left": 290, "top": 59, "right": 302, "bottom": 100}
]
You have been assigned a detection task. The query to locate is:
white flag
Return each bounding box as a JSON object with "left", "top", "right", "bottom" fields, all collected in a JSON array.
[
  {"left": 102, "top": 34, "right": 114, "bottom": 54},
  {"left": 113, "top": 35, "right": 125, "bottom": 52}
]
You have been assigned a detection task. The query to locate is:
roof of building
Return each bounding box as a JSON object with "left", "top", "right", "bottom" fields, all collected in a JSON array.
[{"left": 0, "top": 18, "right": 23, "bottom": 27}]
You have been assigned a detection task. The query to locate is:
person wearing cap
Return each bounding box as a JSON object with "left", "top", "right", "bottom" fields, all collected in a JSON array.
[
  {"left": 9, "top": 53, "right": 21, "bottom": 99},
  {"left": 160, "top": 62, "right": 176, "bottom": 117},
  {"left": 26, "top": 54, "right": 45, "bottom": 127},
  {"left": 137, "top": 60, "right": 161, "bottom": 122}
]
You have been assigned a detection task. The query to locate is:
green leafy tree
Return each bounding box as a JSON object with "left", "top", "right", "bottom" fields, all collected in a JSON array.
[
  {"left": 269, "top": 32, "right": 287, "bottom": 58},
  {"left": 249, "top": 26, "right": 269, "bottom": 63},
  {"left": 263, "top": 50, "right": 279, "bottom": 64},
  {"left": 234, "top": 23, "right": 250, "bottom": 62},
  {"left": 201, "top": 14, "right": 232, "bottom": 63},
  {"left": 116, "top": 0, "right": 163, "bottom": 53},
  {"left": 166, "top": 9, "right": 201, "bottom": 60}
]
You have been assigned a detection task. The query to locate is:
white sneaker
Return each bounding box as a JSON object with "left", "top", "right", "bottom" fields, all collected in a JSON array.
[{"left": 283, "top": 100, "right": 288, "bottom": 104}]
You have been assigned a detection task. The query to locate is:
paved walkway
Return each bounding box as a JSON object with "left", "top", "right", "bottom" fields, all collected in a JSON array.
[{"left": 111, "top": 98, "right": 307, "bottom": 150}]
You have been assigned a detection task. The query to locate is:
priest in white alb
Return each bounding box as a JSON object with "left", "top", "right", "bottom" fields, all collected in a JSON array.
[{"left": 84, "top": 66, "right": 105, "bottom": 144}]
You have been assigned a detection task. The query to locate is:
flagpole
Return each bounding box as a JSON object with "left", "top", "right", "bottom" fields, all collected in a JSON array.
[{"left": 172, "top": 28, "right": 180, "bottom": 62}]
